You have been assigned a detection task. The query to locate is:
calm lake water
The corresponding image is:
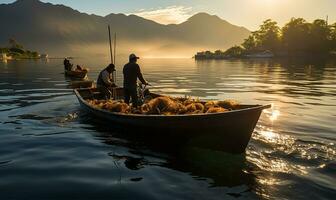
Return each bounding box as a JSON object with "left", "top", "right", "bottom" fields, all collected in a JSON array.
[{"left": 0, "top": 58, "right": 335, "bottom": 200}]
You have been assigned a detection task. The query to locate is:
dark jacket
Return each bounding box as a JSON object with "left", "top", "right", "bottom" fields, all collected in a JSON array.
[
  {"left": 97, "top": 68, "right": 114, "bottom": 87},
  {"left": 97, "top": 70, "right": 107, "bottom": 87},
  {"left": 123, "top": 62, "right": 146, "bottom": 89}
]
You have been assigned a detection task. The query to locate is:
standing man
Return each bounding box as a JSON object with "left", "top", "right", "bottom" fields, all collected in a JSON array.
[
  {"left": 97, "top": 64, "right": 117, "bottom": 99},
  {"left": 123, "top": 54, "right": 148, "bottom": 106}
]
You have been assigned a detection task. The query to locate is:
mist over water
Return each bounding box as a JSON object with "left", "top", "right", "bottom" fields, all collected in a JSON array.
[
  {"left": 49, "top": 41, "right": 211, "bottom": 58},
  {"left": 0, "top": 58, "right": 335, "bottom": 199}
]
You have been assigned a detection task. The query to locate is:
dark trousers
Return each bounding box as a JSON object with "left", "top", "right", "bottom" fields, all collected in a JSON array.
[{"left": 124, "top": 87, "right": 138, "bottom": 106}]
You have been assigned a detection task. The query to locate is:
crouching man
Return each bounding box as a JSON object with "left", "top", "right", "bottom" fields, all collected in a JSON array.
[
  {"left": 123, "top": 54, "right": 148, "bottom": 107},
  {"left": 97, "top": 64, "right": 117, "bottom": 99}
]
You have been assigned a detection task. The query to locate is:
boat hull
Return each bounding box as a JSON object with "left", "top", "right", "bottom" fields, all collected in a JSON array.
[
  {"left": 65, "top": 70, "right": 88, "bottom": 79},
  {"left": 75, "top": 89, "right": 270, "bottom": 154}
]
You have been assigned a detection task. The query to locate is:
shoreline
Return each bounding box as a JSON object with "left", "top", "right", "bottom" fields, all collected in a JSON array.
[{"left": 194, "top": 54, "right": 336, "bottom": 61}]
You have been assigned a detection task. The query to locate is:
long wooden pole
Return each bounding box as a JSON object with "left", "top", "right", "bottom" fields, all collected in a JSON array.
[
  {"left": 108, "top": 25, "right": 116, "bottom": 99},
  {"left": 113, "top": 33, "right": 117, "bottom": 83},
  {"left": 114, "top": 33, "right": 116, "bottom": 65},
  {"left": 108, "top": 25, "right": 114, "bottom": 64}
]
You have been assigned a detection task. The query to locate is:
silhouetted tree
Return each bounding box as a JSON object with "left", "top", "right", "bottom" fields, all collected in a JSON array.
[
  {"left": 330, "top": 23, "right": 336, "bottom": 50},
  {"left": 199, "top": 17, "right": 336, "bottom": 58},
  {"left": 215, "top": 50, "right": 223, "bottom": 55},
  {"left": 309, "top": 19, "right": 331, "bottom": 53},
  {"left": 8, "top": 38, "right": 23, "bottom": 49},
  {"left": 257, "top": 19, "right": 280, "bottom": 51},
  {"left": 31, "top": 52, "right": 39, "bottom": 58},
  {"left": 282, "top": 18, "right": 311, "bottom": 53},
  {"left": 224, "top": 45, "right": 244, "bottom": 57},
  {"left": 242, "top": 33, "right": 258, "bottom": 51}
]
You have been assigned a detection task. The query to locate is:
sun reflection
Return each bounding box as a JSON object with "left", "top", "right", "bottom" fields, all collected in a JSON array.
[
  {"left": 263, "top": 103, "right": 280, "bottom": 122},
  {"left": 255, "top": 127, "right": 295, "bottom": 147},
  {"left": 257, "top": 177, "right": 281, "bottom": 186},
  {"left": 247, "top": 151, "right": 308, "bottom": 175},
  {"left": 318, "top": 164, "right": 326, "bottom": 169},
  {"left": 270, "top": 110, "right": 280, "bottom": 121},
  {"left": 260, "top": 130, "right": 277, "bottom": 140}
]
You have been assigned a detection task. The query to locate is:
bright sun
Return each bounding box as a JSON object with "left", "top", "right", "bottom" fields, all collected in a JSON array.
[
  {"left": 263, "top": 0, "right": 274, "bottom": 3},
  {"left": 255, "top": 0, "right": 279, "bottom": 7}
]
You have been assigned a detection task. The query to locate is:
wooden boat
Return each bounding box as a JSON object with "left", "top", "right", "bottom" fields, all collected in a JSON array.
[
  {"left": 75, "top": 88, "right": 271, "bottom": 154},
  {"left": 65, "top": 69, "right": 88, "bottom": 79}
]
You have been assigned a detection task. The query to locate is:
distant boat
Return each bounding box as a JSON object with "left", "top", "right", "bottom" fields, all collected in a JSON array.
[
  {"left": 245, "top": 50, "right": 274, "bottom": 58},
  {"left": 65, "top": 69, "right": 88, "bottom": 79}
]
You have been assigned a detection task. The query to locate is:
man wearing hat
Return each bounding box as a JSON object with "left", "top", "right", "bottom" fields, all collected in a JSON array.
[
  {"left": 123, "top": 54, "right": 148, "bottom": 106},
  {"left": 97, "top": 63, "right": 117, "bottom": 99}
]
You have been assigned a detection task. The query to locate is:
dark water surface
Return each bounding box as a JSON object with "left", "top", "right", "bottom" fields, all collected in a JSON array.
[{"left": 0, "top": 58, "right": 335, "bottom": 200}]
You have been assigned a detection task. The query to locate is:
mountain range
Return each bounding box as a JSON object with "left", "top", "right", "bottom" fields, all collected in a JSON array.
[{"left": 0, "top": 0, "right": 250, "bottom": 57}]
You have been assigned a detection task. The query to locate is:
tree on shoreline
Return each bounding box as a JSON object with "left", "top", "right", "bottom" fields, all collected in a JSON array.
[
  {"left": 242, "top": 34, "right": 257, "bottom": 51},
  {"left": 198, "top": 17, "right": 336, "bottom": 58},
  {"left": 242, "top": 19, "right": 281, "bottom": 53},
  {"left": 1, "top": 38, "right": 40, "bottom": 59},
  {"left": 257, "top": 19, "right": 280, "bottom": 51},
  {"left": 224, "top": 46, "right": 244, "bottom": 57},
  {"left": 282, "top": 18, "right": 311, "bottom": 53},
  {"left": 9, "top": 38, "right": 23, "bottom": 49},
  {"left": 329, "top": 23, "right": 336, "bottom": 51}
]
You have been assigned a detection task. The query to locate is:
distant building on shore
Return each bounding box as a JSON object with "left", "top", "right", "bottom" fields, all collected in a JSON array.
[
  {"left": 1, "top": 53, "right": 12, "bottom": 60},
  {"left": 194, "top": 49, "right": 276, "bottom": 60},
  {"left": 195, "top": 50, "right": 230, "bottom": 60},
  {"left": 40, "top": 54, "right": 48, "bottom": 59},
  {"left": 245, "top": 50, "right": 274, "bottom": 58}
]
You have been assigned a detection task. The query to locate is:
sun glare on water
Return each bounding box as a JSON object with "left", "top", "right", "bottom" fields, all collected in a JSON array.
[{"left": 263, "top": 103, "right": 280, "bottom": 122}]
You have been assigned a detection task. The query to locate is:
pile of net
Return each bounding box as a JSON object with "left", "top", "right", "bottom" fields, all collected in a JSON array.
[{"left": 87, "top": 96, "right": 240, "bottom": 115}]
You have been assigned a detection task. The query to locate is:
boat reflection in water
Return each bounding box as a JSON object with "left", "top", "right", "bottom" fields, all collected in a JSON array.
[
  {"left": 80, "top": 113, "right": 262, "bottom": 197},
  {"left": 79, "top": 107, "right": 313, "bottom": 199}
]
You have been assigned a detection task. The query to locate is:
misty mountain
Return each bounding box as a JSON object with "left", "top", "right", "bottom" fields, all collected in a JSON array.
[{"left": 0, "top": 0, "right": 250, "bottom": 57}]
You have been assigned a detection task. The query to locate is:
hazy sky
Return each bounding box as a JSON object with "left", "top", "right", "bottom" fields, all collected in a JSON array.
[{"left": 1, "top": 0, "right": 335, "bottom": 30}]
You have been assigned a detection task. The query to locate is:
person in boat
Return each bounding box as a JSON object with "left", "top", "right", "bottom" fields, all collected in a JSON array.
[
  {"left": 76, "top": 65, "right": 83, "bottom": 71},
  {"left": 123, "top": 54, "right": 148, "bottom": 107},
  {"left": 64, "top": 58, "right": 73, "bottom": 71},
  {"left": 97, "top": 64, "right": 117, "bottom": 99}
]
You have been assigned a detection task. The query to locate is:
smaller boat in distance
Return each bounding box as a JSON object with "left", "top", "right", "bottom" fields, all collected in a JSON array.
[
  {"left": 75, "top": 88, "right": 271, "bottom": 154},
  {"left": 65, "top": 69, "right": 88, "bottom": 79}
]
